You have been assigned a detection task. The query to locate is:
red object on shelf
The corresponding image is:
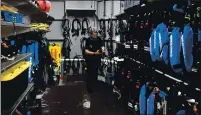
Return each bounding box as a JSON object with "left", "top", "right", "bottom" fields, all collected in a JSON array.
[{"left": 36, "top": 0, "right": 51, "bottom": 13}]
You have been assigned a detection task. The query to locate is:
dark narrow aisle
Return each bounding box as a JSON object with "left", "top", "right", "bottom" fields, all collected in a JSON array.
[{"left": 42, "top": 76, "right": 134, "bottom": 115}]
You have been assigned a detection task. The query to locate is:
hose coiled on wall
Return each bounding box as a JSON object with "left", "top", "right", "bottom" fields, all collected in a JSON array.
[
  {"left": 81, "top": 18, "right": 90, "bottom": 35},
  {"left": 71, "top": 18, "right": 81, "bottom": 37}
]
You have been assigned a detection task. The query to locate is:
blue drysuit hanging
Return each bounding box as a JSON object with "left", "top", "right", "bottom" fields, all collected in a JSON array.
[
  {"left": 198, "top": 29, "right": 201, "bottom": 42},
  {"left": 158, "top": 23, "right": 169, "bottom": 64},
  {"left": 154, "top": 25, "right": 162, "bottom": 61},
  {"left": 139, "top": 84, "right": 146, "bottom": 114},
  {"left": 147, "top": 90, "right": 155, "bottom": 114},
  {"left": 181, "top": 24, "right": 194, "bottom": 72},
  {"left": 147, "top": 89, "right": 167, "bottom": 114},
  {"left": 140, "top": 84, "right": 168, "bottom": 115},
  {"left": 149, "top": 29, "right": 157, "bottom": 62},
  {"left": 170, "top": 27, "right": 183, "bottom": 73}
]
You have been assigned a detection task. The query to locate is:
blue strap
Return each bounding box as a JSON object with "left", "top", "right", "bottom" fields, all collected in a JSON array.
[
  {"left": 173, "top": 4, "right": 184, "bottom": 13},
  {"left": 182, "top": 24, "right": 194, "bottom": 72},
  {"left": 176, "top": 110, "right": 185, "bottom": 115},
  {"left": 149, "top": 29, "right": 157, "bottom": 62},
  {"left": 34, "top": 41, "right": 39, "bottom": 66},
  {"left": 170, "top": 27, "right": 183, "bottom": 73},
  {"left": 198, "top": 29, "right": 201, "bottom": 42},
  {"left": 27, "top": 43, "right": 35, "bottom": 82}
]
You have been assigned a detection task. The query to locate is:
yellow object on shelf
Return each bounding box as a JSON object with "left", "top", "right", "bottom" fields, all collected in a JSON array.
[
  {"left": 31, "top": 23, "right": 49, "bottom": 31},
  {"left": 1, "top": 5, "right": 18, "bottom": 13},
  {"left": 49, "top": 43, "right": 61, "bottom": 74},
  {"left": 1, "top": 61, "right": 32, "bottom": 81}
]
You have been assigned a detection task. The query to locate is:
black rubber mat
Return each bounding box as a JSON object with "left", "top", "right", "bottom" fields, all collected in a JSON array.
[{"left": 42, "top": 75, "right": 135, "bottom": 115}]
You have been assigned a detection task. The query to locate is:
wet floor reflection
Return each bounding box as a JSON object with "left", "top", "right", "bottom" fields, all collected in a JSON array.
[{"left": 42, "top": 76, "right": 135, "bottom": 115}]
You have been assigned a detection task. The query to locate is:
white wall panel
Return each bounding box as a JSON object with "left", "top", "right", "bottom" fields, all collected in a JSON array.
[{"left": 65, "top": 1, "right": 96, "bottom": 10}]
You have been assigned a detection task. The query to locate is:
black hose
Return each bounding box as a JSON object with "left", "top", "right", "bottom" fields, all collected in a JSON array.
[
  {"left": 81, "top": 18, "right": 90, "bottom": 35},
  {"left": 71, "top": 55, "right": 81, "bottom": 75},
  {"left": 71, "top": 18, "right": 81, "bottom": 37},
  {"left": 80, "top": 37, "right": 88, "bottom": 58},
  {"left": 61, "top": 13, "right": 72, "bottom": 74},
  {"left": 107, "top": 19, "right": 113, "bottom": 37},
  {"left": 61, "top": 11, "right": 72, "bottom": 56}
]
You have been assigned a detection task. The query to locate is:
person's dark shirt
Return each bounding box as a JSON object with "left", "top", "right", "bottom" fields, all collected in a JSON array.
[{"left": 84, "top": 36, "right": 104, "bottom": 60}]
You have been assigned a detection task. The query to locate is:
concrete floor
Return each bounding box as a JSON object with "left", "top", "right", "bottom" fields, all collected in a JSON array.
[{"left": 41, "top": 75, "right": 135, "bottom": 115}]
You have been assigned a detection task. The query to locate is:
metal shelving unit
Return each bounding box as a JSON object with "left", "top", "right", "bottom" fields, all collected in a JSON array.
[
  {"left": 1, "top": 53, "right": 33, "bottom": 72},
  {"left": 1, "top": 0, "right": 54, "bottom": 23},
  {"left": 1, "top": 21, "right": 31, "bottom": 38},
  {"left": 1, "top": 0, "right": 54, "bottom": 114}
]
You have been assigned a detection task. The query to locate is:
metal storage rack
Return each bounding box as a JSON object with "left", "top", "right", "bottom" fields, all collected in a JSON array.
[
  {"left": 1, "top": 0, "right": 54, "bottom": 114},
  {"left": 114, "top": 0, "right": 201, "bottom": 114}
]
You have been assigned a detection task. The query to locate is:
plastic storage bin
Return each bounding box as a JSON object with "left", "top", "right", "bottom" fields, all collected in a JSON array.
[{"left": 2, "top": 69, "right": 29, "bottom": 110}]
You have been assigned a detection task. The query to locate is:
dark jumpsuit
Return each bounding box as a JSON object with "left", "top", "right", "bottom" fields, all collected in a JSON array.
[{"left": 84, "top": 37, "right": 104, "bottom": 93}]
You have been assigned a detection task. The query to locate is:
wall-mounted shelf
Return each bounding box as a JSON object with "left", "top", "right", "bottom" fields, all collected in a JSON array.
[
  {"left": 66, "top": 8, "right": 96, "bottom": 16},
  {"left": 1, "top": 53, "right": 32, "bottom": 72},
  {"left": 2, "top": 0, "right": 54, "bottom": 23},
  {"left": 1, "top": 61, "right": 32, "bottom": 81},
  {"left": 1, "top": 21, "right": 31, "bottom": 38}
]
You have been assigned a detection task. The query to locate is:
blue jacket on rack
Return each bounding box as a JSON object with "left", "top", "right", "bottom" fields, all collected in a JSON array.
[
  {"left": 181, "top": 24, "right": 194, "bottom": 72},
  {"left": 170, "top": 27, "right": 183, "bottom": 73},
  {"left": 154, "top": 25, "right": 161, "bottom": 61},
  {"left": 149, "top": 28, "right": 157, "bottom": 62},
  {"left": 157, "top": 23, "right": 169, "bottom": 64}
]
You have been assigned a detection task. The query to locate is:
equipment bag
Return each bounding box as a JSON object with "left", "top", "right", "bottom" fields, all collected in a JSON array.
[
  {"left": 170, "top": 27, "right": 183, "bottom": 73},
  {"left": 154, "top": 25, "right": 162, "bottom": 61},
  {"left": 149, "top": 28, "right": 157, "bottom": 62},
  {"left": 158, "top": 23, "right": 169, "bottom": 64},
  {"left": 181, "top": 24, "right": 194, "bottom": 72}
]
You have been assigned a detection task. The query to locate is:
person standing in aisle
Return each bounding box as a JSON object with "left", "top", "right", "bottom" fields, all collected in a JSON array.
[{"left": 84, "top": 28, "right": 105, "bottom": 94}]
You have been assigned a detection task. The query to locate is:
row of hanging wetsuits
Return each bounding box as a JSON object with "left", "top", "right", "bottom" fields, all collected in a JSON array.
[
  {"left": 115, "top": 3, "right": 201, "bottom": 115},
  {"left": 149, "top": 7, "right": 201, "bottom": 73}
]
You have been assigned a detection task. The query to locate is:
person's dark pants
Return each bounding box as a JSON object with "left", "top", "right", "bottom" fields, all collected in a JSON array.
[{"left": 85, "top": 59, "right": 101, "bottom": 93}]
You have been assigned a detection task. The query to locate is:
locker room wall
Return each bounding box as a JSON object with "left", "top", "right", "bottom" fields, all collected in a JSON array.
[
  {"left": 65, "top": 1, "right": 98, "bottom": 58},
  {"left": 46, "top": 1, "right": 124, "bottom": 75}
]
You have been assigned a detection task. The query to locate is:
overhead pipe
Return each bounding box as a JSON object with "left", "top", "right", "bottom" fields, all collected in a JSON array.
[{"left": 104, "top": 0, "right": 106, "bottom": 18}]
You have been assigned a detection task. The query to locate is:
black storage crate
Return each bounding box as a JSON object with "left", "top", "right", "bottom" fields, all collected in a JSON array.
[{"left": 2, "top": 69, "right": 29, "bottom": 110}]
